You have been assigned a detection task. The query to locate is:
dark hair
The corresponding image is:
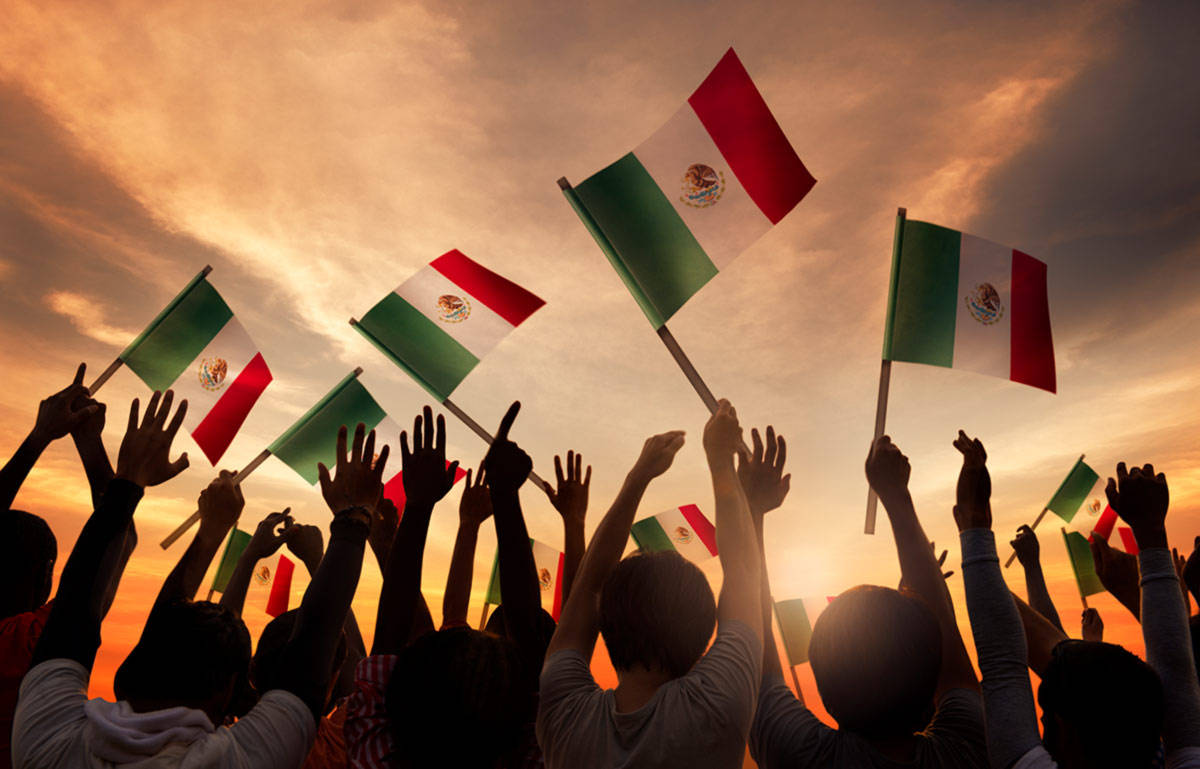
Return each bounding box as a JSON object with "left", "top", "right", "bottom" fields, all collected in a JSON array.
[
  {"left": 386, "top": 626, "right": 528, "bottom": 766},
  {"left": 0, "top": 510, "right": 57, "bottom": 617},
  {"left": 115, "top": 600, "right": 251, "bottom": 710},
  {"left": 250, "top": 609, "right": 347, "bottom": 707},
  {"left": 808, "top": 585, "right": 942, "bottom": 736},
  {"left": 484, "top": 605, "right": 557, "bottom": 650},
  {"left": 1038, "top": 640, "right": 1162, "bottom": 769},
  {"left": 598, "top": 550, "right": 716, "bottom": 678}
]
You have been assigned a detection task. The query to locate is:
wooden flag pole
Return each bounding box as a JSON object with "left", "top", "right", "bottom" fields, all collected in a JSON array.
[
  {"left": 87, "top": 359, "right": 124, "bottom": 395},
  {"left": 479, "top": 602, "right": 491, "bottom": 630},
  {"left": 440, "top": 398, "right": 550, "bottom": 493},
  {"left": 159, "top": 449, "right": 272, "bottom": 549},
  {"left": 865, "top": 208, "right": 907, "bottom": 535},
  {"left": 1004, "top": 453, "right": 1086, "bottom": 568},
  {"left": 788, "top": 664, "right": 803, "bottom": 698},
  {"left": 656, "top": 326, "right": 720, "bottom": 413}
]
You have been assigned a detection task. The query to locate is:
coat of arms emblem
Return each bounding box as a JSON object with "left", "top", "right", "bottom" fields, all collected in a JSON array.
[
  {"left": 437, "top": 294, "right": 471, "bottom": 323},
  {"left": 673, "top": 525, "right": 693, "bottom": 545},
  {"left": 199, "top": 357, "right": 229, "bottom": 392},
  {"left": 539, "top": 568, "right": 553, "bottom": 591},
  {"left": 965, "top": 283, "right": 1004, "bottom": 325},
  {"left": 680, "top": 163, "right": 724, "bottom": 208},
  {"left": 1088, "top": 499, "right": 1103, "bottom": 515},
  {"left": 253, "top": 564, "right": 271, "bottom": 585}
]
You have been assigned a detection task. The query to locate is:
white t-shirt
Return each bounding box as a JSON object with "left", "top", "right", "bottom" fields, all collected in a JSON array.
[
  {"left": 1013, "top": 745, "right": 1200, "bottom": 769},
  {"left": 12, "top": 659, "right": 315, "bottom": 768}
]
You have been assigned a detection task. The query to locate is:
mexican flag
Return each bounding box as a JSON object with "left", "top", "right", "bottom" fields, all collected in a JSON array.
[
  {"left": 353, "top": 250, "right": 545, "bottom": 401},
  {"left": 208, "top": 531, "right": 293, "bottom": 617},
  {"left": 266, "top": 370, "right": 463, "bottom": 509},
  {"left": 485, "top": 539, "right": 565, "bottom": 620},
  {"left": 630, "top": 504, "right": 718, "bottom": 564},
  {"left": 1056, "top": 458, "right": 1138, "bottom": 598},
  {"left": 120, "top": 270, "right": 272, "bottom": 463},
  {"left": 1062, "top": 527, "right": 1105, "bottom": 598},
  {"left": 210, "top": 528, "right": 252, "bottom": 593},
  {"left": 265, "top": 555, "right": 294, "bottom": 618},
  {"left": 563, "top": 48, "right": 815, "bottom": 328},
  {"left": 774, "top": 597, "right": 833, "bottom": 666},
  {"left": 884, "top": 219, "right": 1056, "bottom": 393}
]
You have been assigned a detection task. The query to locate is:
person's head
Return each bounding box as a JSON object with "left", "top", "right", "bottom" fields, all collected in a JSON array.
[
  {"left": 484, "top": 605, "right": 557, "bottom": 650},
  {"left": 386, "top": 626, "right": 527, "bottom": 767},
  {"left": 114, "top": 600, "right": 251, "bottom": 725},
  {"left": 250, "top": 609, "right": 347, "bottom": 714},
  {"left": 808, "top": 585, "right": 942, "bottom": 737},
  {"left": 599, "top": 550, "right": 716, "bottom": 679},
  {"left": 0, "top": 509, "right": 56, "bottom": 618},
  {"left": 1038, "top": 640, "right": 1162, "bottom": 769}
]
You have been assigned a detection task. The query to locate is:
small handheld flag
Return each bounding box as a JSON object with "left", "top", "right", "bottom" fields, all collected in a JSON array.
[
  {"left": 265, "top": 555, "right": 295, "bottom": 617},
  {"left": 484, "top": 539, "right": 565, "bottom": 621},
  {"left": 210, "top": 528, "right": 252, "bottom": 594},
  {"left": 774, "top": 597, "right": 831, "bottom": 666},
  {"left": 630, "top": 504, "right": 717, "bottom": 564}
]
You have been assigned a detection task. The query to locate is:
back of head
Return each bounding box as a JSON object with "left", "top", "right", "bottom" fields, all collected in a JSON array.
[
  {"left": 386, "top": 626, "right": 527, "bottom": 767},
  {"left": 598, "top": 550, "right": 716, "bottom": 679},
  {"left": 1038, "top": 640, "right": 1163, "bottom": 769},
  {"left": 0, "top": 509, "right": 56, "bottom": 618},
  {"left": 808, "top": 585, "right": 942, "bottom": 737},
  {"left": 251, "top": 609, "right": 346, "bottom": 706},
  {"left": 484, "top": 604, "right": 557, "bottom": 650},
  {"left": 115, "top": 600, "right": 251, "bottom": 716}
]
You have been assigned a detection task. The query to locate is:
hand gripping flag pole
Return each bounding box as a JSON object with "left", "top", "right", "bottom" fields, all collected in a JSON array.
[{"left": 1003, "top": 454, "right": 1085, "bottom": 568}]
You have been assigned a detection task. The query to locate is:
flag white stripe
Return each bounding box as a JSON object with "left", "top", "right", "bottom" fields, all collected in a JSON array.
[
  {"left": 167, "top": 316, "right": 260, "bottom": 432},
  {"left": 393, "top": 265, "right": 514, "bottom": 359},
  {"left": 654, "top": 507, "right": 716, "bottom": 564},
  {"left": 952, "top": 234, "right": 1013, "bottom": 381}
]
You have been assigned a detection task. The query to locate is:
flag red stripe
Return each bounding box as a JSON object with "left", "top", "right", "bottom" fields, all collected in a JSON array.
[
  {"left": 266, "top": 555, "right": 294, "bottom": 617},
  {"left": 431, "top": 249, "right": 545, "bottom": 327},
  {"left": 1092, "top": 506, "right": 1118, "bottom": 540},
  {"left": 687, "top": 48, "right": 815, "bottom": 225},
  {"left": 191, "top": 352, "right": 273, "bottom": 464},
  {"left": 1118, "top": 527, "right": 1140, "bottom": 556},
  {"left": 678, "top": 503, "right": 718, "bottom": 556},
  {"left": 382, "top": 463, "right": 465, "bottom": 516},
  {"left": 551, "top": 551, "right": 564, "bottom": 621},
  {"left": 1009, "top": 249, "right": 1056, "bottom": 393}
]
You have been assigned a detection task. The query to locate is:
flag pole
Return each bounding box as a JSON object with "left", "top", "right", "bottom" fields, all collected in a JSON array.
[
  {"left": 87, "top": 359, "right": 124, "bottom": 395},
  {"left": 788, "top": 664, "right": 803, "bottom": 698},
  {"left": 440, "top": 397, "right": 549, "bottom": 492},
  {"left": 866, "top": 208, "right": 907, "bottom": 535},
  {"left": 656, "top": 326, "right": 720, "bottom": 413},
  {"left": 1005, "top": 453, "right": 1086, "bottom": 568},
  {"left": 159, "top": 449, "right": 272, "bottom": 549},
  {"left": 479, "top": 602, "right": 490, "bottom": 630}
]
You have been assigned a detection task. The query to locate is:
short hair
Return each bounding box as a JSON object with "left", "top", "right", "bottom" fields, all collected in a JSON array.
[
  {"left": 484, "top": 604, "right": 557, "bottom": 650},
  {"left": 0, "top": 510, "right": 57, "bottom": 616},
  {"left": 808, "top": 585, "right": 942, "bottom": 736},
  {"left": 1038, "top": 640, "right": 1162, "bottom": 769},
  {"left": 386, "top": 626, "right": 528, "bottom": 766},
  {"left": 598, "top": 550, "right": 716, "bottom": 678},
  {"left": 250, "top": 609, "right": 347, "bottom": 701},
  {"left": 114, "top": 600, "right": 251, "bottom": 710}
]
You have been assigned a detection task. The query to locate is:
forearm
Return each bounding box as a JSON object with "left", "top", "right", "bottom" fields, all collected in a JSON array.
[
  {"left": 218, "top": 550, "right": 261, "bottom": 617},
  {"left": 32, "top": 479, "right": 143, "bottom": 669},
  {"left": 711, "top": 457, "right": 761, "bottom": 635},
  {"left": 1021, "top": 562, "right": 1064, "bottom": 633},
  {"left": 72, "top": 432, "right": 114, "bottom": 510},
  {"left": 442, "top": 522, "right": 480, "bottom": 626},
  {"left": 373, "top": 502, "right": 433, "bottom": 655},
  {"left": 561, "top": 517, "right": 585, "bottom": 606},
  {"left": 1139, "top": 547, "right": 1200, "bottom": 750},
  {"left": 756, "top": 520, "right": 787, "bottom": 689},
  {"left": 0, "top": 432, "right": 48, "bottom": 509},
  {"left": 493, "top": 491, "right": 540, "bottom": 630},
  {"left": 155, "top": 524, "right": 229, "bottom": 609},
  {"left": 960, "top": 529, "right": 1042, "bottom": 769},
  {"left": 97, "top": 522, "right": 136, "bottom": 617},
  {"left": 1012, "top": 592, "right": 1067, "bottom": 676}
]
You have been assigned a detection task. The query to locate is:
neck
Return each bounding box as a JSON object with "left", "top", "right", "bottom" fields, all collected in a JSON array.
[{"left": 613, "top": 666, "right": 675, "bottom": 713}]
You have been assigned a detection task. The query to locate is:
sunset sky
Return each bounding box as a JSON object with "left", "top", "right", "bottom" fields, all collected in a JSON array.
[{"left": 2, "top": 0, "right": 1199, "bottom": 753}]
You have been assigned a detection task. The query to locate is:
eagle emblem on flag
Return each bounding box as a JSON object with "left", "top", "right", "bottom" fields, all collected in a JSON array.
[
  {"left": 673, "top": 525, "right": 693, "bottom": 544},
  {"left": 436, "top": 294, "right": 471, "bottom": 323},
  {"left": 198, "top": 357, "right": 230, "bottom": 392},
  {"left": 966, "top": 283, "right": 1005, "bottom": 326},
  {"left": 1088, "top": 499, "right": 1103, "bottom": 515},
  {"left": 680, "top": 163, "right": 724, "bottom": 208},
  {"left": 253, "top": 564, "right": 271, "bottom": 585},
  {"left": 539, "top": 568, "right": 553, "bottom": 591}
]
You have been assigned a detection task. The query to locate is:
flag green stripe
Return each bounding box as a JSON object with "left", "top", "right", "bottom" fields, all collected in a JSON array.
[
  {"left": 885, "top": 220, "right": 960, "bottom": 367},
  {"left": 630, "top": 517, "right": 675, "bottom": 553},
  {"left": 122, "top": 279, "right": 232, "bottom": 390},
  {"left": 484, "top": 538, "right": 534, "bottom": 607},
  {"left": 269, "top": 378, "right": 387, "bottom": 484},
  {"left": 774, "top": 598, "right": 814, "bottom": 665},
  {"left": 357, "top": 293, "right": 479, "bottom": 400},
  {"left": 575, "top": 153, "right": 717, "bottom": 327},
  {"left": 1047, "top": 459, "right": 1099, "bottom": 523},
  {"left": 211, "top": 528, "right": 252, "bottom": 593},
  {"left": 1063, "top": 530, "right": 1104, "bottom": 597}
]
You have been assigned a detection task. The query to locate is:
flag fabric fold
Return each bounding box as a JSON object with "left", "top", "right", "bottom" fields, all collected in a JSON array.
[{"left": 630, "top": 504, "right": 718, "bottom": 563}]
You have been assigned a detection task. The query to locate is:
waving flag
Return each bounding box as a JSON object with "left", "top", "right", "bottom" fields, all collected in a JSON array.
[
  {"left": 485, "top": 539, "right": 565, "bottom": 620},
  {"left": 119, "top": 270, "right": 272, "bottom": 463},
  {"left": 562, "top": 48, "right": 815, "bottom": 327},
  {"left": 883, "top": 219, "right": 1056, "bottom": 393},
  {"left": 352, "top": 250, "right": 545, "bottom": 400},
  {"left": 1055, "top": 457, "right": 1137, "bottom": 598},
  {"left": 630, "top": 504, "right": 717, "bottom": 564},
  {"left": 774, "top": 597, "right": 833, "bottom": 666}
]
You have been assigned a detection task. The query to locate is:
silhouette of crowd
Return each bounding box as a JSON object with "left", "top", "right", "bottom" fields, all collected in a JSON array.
[{"left": 4, "top": 365, "right": 1200, "bottom": 768}]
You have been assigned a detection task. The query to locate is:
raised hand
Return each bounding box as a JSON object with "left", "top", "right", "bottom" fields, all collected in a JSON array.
[
  {"left": 196, "top": 470, "right": 246, "bottom": 537},
  {"left": 319, "top": 423, "right": 388, "bottom": 522},
  {"left": 244, "top": 509, "right": 294, "bottom": 560},
  {"left": 1010, "top": 525, "right": 1041, "bottom": 568},
  {"left": 32, "top": 363, "right": 101, "bottom": 445},
  {"left": 952, "top": 430, "right": 991, "bottom": 532},
  {"left": 865, "top": 435, "right": 910, "bottom": 502},
  {"left": 545, "top": 450, "right": 591, "bottom": 525},
  {"left": 368, "top": 496, "right": 400, "bottom": 568},
  {"left": 286, "top": 523, "right": 325, "bottom": 573},
  {"left": 1106, "top": 462, "right": 1169, "bottom": 549},
  {"left": 702, "top": 399, "right": 742, "bottom": 463},
  {"left": 1090, "top": 535, "right": 1142, "bottom": 619},
  {"left": 398, "top": 407, "right": 458, "bottom": 508},
  {"left": 459, "top": 466, "right": 493, "bottom": 527},
  {"left": 737, "top": 425, "right": 790, "bottom": 519},
  {"left": 115, "top": 390, "right": 189, "bottom": 487},
  {"left": 630, "top": 430, "right": 686, "bottom": 482},
  {"left": 483, "top": 402, "right": 531, "bottom": 495},
  {"left": 1081, "top": 607, "right": 1104, "bottom": 642}
]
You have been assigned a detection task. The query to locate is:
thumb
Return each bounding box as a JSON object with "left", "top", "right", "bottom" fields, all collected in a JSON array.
[{"left": 167, "top": 453, "right": 189, "bottom": 479}]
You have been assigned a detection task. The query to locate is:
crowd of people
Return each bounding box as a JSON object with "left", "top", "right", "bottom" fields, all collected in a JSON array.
[{"left": 3, "top": 364, "right": 1200, "bottom": 768}]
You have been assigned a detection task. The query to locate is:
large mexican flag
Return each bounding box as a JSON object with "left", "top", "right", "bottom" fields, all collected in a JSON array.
[
  {"left": 884, "top": 219, "right": 1056, "bottom": 393},
  {"left": 630, "top": 504, "right": 718, "bottom": 564},
  {"left": 120, "top": 270, "right": 272, "bottom": 463},
  {"left": 353, "top": 250, "right": 545, "bottom": 401},
  {"left": 563, "top": 48, "right": 815, "bottom": 328}
]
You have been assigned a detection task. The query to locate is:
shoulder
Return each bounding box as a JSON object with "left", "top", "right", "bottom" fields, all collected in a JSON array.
[
  {"left": 220, "top": 689, "right": 316, "bottom": 764},
  {"left": 10, "top": 660, "right": 90, "bottom": 768},
  {"left": 1010, "top": 745, "right": 1059, "bottom": 769},
  {"left": 539, "top": 650, "right": 599, "bottom": 703},
  {"left": 926, "top": 688, "right": 986, "bottom": 738},
  {"left": 748, "top": 676, "right": 832, "bottom": 765},
  {"left": 536, "top": 651, "right": 604, "bottom": 751}
]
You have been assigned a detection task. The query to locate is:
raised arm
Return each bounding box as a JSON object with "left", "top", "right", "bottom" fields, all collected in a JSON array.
[
  {"left": 153, "top": 470, "right": 243, "bottom": 611},
  {"left": 442, "top": 466, "right": 491, "bottom": 626},
  {"left": 1107, "top": 462, "right": 1200, "bottom": 752},
  {"left": 546, "top": 429, "right": 685, "bottom": 660},
  {"left": 867, "top": 434, "right": 978, "bottom": 696},
  {"left": 32, "top": 391, "right": 189, "bottom": 670},
  {"left": 218, "top": 509, "right": 294, "bottom": 617},
  {"left": 544, "top": 451, "right": 590, "bottom": 605},
  {"left": 1011, "top": 592, "right": 1068, "bottom": 676},
  {"left": 1090, "top": 535, "right": 1142, "bottom": 619},
  {"left": 372, "top": 408, "right": 458, "bottom": 656},
  {"left": 1010, "top": 525, "right": 1065, "bottom": 633}
]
